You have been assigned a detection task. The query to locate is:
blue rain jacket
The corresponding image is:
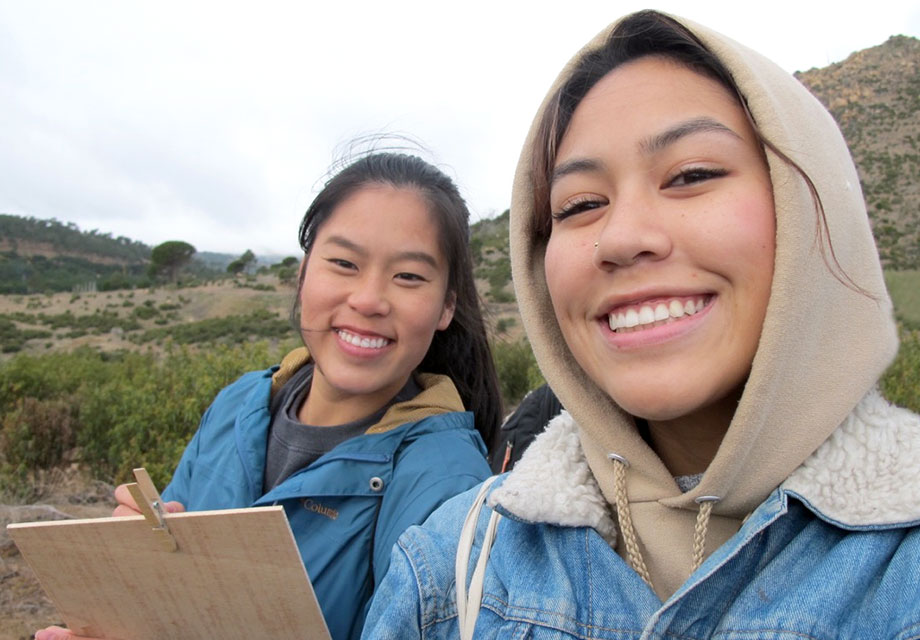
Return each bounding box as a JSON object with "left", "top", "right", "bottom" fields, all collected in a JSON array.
[{"left": 163, "top": 365, "right": 490, "bottom": 640}]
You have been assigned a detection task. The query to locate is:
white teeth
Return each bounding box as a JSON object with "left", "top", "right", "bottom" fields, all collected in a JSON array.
[
  {"left": 608, "top": 297, "right": 708, "bottom": 332},
  {"left": 338, "top": 330, "right": 389, "bottom": 349},
  {"left": 624, "top": 308, "right": 639, "bottom": 328}
]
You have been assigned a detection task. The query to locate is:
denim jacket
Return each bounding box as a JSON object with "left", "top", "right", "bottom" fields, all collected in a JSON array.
[
  {"left": 363, "top": 389, "right": 920, "bottom": 639},
  {"left": 366, "top": 8, "right": 918, "bottom": 637}
]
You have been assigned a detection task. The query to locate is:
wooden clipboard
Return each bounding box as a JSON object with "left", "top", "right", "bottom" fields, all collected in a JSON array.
[{"left": 7, "top": 469, "right": 331, "bottom": 639}]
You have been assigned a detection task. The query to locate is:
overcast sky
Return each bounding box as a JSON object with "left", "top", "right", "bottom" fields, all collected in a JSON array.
[{"left": 2, "top": 1, "right": 918, "bottom": 257}]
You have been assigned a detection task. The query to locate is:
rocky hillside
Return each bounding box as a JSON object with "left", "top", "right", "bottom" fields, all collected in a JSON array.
[{"left": 797, "top": 35, "right": 920, "bottom": 269}]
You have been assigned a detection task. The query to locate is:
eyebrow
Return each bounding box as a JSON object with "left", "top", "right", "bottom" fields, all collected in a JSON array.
[
  {"left": 640, "top": 116, "right": 742, "bottom": 155},
  {"left": 551, "top": 158, "right": 605, "bottom": 186},
  {"left": 325, "top": 235, "right": 440, "bottom": 269},
  {"left": 551, "top": 117, "right": 742, "bottom": 185}
]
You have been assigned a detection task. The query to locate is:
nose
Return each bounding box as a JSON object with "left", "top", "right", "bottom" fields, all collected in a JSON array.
[
  {"left": 592, "top": 191, "right": 672, "bottom": 270},
  {"left": 347, "top": 273, "right": 390, "bottom": 316}
]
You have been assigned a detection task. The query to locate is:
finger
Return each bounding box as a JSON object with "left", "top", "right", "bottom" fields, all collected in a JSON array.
[
  {"left": 112, "top": 503, "right": 142, "bottom": 517},
  {"left": 164, "top": 501, "right": 186, "bottom": 513},
  {"left": 35, "top": 626, "right": 73, "bottom": 640},
  {"left": 114, "top": 500, "right": 184, "bottom": 517},
  {"left": 113, "top": 483, "right": 141, "bottom": 515}
]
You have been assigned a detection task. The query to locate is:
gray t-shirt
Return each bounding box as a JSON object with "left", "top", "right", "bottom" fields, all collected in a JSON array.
[{"left": 262, "top": 363, "right": 421, "bottom": 492}]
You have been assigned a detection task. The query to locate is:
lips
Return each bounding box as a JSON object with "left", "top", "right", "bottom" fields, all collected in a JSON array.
[{"left": 607, "top": 295, "right": 712, "bottom": 333}]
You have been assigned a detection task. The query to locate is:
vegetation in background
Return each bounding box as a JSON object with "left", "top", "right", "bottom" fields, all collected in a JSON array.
[
  {"left": 491, "top": 338, "right": 544, "bottom": 408},
  {"left": 134, "top": 309, "right": 294, "bottom": 345},
  {"left": 149, "top": 240, "right": 197, "bottom": 282},
  {"left": 267, "top": 256, "right": 300, "bottom": 286},
  {"left": 0, "top": 215, "right": 149, "bottom": 262},
  {"left": 227, "top": 249, "right": 257, "bottom": 275},
  {"left": 882, "top": 326, "right": 920, "bottom": 411},
  {"left": 0, "top": 342, "right": 293, "bottom": 499},
  {"left": 472, "top": 210, "right": 514, "bottom": 302},
  {"left": 885, "top": 270, "right": 920, "bottom": 329},
  {"left": 0, "top": 252, "right": 153, "bottom": 295},
  {"left": 797, "top": 35, "right": 920, "bottom": 269},
  {"left": 0, "top": 216, "right": 234, "bottom": 293}
]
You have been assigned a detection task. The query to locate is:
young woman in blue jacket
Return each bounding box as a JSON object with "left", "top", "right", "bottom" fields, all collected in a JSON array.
[
  {"left": 364, "top": 11, "right": 920, "bottom": 638},
  {"left": 38, "top": 152, "right": 502, "bottom": 640}
]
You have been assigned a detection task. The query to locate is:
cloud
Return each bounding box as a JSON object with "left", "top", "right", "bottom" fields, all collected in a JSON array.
[{"left": 0, "top": 0, "right": 917, "bottom": 254}]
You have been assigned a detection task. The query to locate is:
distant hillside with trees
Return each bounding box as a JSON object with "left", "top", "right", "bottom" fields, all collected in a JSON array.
[
  {"left": 0, "top": 215, "right": 153, "bottom": 294},
  {"left": 0, "top": 215, "right": 233, "bottom": 293},
  {"left": 0, "top": 215, "right": 150, "bottom": 263}
]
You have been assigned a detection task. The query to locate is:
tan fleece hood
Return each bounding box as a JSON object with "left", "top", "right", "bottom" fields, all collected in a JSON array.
[
  {"left": 510, "top": 13, "right": 898, "bottom": 598},
  {"left": 271, "top": 346, "right": 465, "bottom": 434}
]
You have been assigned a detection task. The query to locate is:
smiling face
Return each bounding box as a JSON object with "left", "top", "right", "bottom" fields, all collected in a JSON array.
[
  {"left": 544, "top": 56, "right": 775, "bottom": 439},
  {"left": 299, "top": 184, "right": 455, "bottom": 423}
]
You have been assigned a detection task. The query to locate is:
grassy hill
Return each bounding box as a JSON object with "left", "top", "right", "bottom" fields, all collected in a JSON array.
[{"left": 797, "top": 35, "right": 920, "bottom": 269}]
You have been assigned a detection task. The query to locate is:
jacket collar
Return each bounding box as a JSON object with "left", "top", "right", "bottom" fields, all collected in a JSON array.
[
  {"left": 270, "top": 346, "right": 465, "bottom": 435},
  {"left": 781, "top": 388, "right": 920, "bottom": 528},
  {"left": 490, "top": 388, "right": 920, "bottom": 533}
]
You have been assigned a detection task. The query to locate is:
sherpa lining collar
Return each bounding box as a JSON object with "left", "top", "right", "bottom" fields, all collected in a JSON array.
[{"left": 490, "top": 389, "right": 920, "bottom": 532}]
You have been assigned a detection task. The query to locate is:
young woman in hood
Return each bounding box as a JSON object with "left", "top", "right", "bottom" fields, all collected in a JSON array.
[
  {"left": 363, "top": 11, "right": 920, "bottom": 638},
  {"left": 36, "top": 152, "right": 502, "bottom": 640}
]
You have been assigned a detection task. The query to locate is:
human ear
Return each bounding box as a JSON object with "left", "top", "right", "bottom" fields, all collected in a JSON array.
[{"left": 437, "top": 292, "right": 457, "bottom": 331}]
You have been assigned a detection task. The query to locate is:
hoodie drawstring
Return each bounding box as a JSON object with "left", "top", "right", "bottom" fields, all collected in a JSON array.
[
  {"left": 692, "top": 495, "right": 720, "bottom": 573},
  {"left": 608, "top": 453, "right": 721, "bottom": 590},
  {"left": 608, "top": 453, "right": 654, "bottom": 588},
  {"left": 456, "top": 476, "right": 502, "bottom": 640}
]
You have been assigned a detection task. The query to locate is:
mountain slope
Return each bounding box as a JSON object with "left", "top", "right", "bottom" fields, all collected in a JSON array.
[{"left": 796, "top": 35, "right": 920, "bottom": 268}]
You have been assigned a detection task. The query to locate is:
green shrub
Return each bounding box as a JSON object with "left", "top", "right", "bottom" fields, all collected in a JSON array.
[
  {"left": 0, "top": 342, "right": 288, "bottom": 489},
  {"left": 881, "top": 326, "right": 920, "bottom": 413},
  {"left": 134, "top": 309, "right": 294, "bottom": 345},
  {"left": 276, "top": 266, "right": 297, "bottom": 285},
  {"left": 0, "top": 347, "right": 108, "bottom": 416},
  {"left": 885, "top": 270, "right": 920, "bottom": 329},
  {"left": 495, "top": 318, "right": 516, "bottom": 334},
  {"left": 0, "top": 396, "right": 77, "bottom": 472},
  {"left": 491, "top": 339, "right": 544, "bottom": 408},
  {"left": 76, "top": 342, "right": 280, "bottom": 486},
  {"left": 489, "top": 289, "right": 515, "bottom": 303},
  {"left": 132, "top": 304, "right": 160, "bottom": 320}
]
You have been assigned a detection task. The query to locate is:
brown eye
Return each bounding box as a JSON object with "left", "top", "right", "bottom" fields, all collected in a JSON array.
[
  {"left": 551, "top": 197, "right": 606, "bottom": 221},
  {"left": 667, "top": 167, "right": 728, "bottom": 188},
  {"left": 327, "top": 258, "right": 357, "bottom": 270},
  {"left": 395, "top": 272, "right": 426, "bottom": 283}
]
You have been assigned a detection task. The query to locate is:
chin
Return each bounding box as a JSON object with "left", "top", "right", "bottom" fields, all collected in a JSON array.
[
  {"left": 622, "top": 403, "right": 690, "bottom": 424},
  {"left": 609, "top": 387, "right": 703, "bottom": 423}
]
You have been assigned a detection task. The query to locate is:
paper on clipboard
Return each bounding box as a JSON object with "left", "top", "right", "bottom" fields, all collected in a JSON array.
[{"left": 7, "top": 469, "right": 331, "bottom": 640}]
